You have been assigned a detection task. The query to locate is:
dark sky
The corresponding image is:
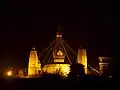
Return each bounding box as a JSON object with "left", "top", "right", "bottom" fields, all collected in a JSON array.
[{"left": 0, "top": 0, "right": 116, "bottom": 68}]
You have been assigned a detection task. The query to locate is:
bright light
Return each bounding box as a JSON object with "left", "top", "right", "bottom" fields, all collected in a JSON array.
[
  {"left": 109, "top": 75, "right": 112, "bottom": 78},
  {"left": 61, "top": 66, "right": 70, "bottom": 77},
  {"left": 7, "top": 71, "right": 12, "bottom": 76},
  {"left": 57, "top": 50, "right": 63, "bottom": 56},
  {"left": 57, "top": 35, "right": 62, "bottom": 37}
]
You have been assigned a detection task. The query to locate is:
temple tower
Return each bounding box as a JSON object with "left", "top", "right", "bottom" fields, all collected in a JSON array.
[
  {"left": 42, "top": 31, "right": 71, "bottom": 76},
  {"left": 53, "top": 32, "right": 65, "bottom": 63},
  {"left": 28, "top": 46, "right": 41, "bottom": 76},
  {"left": 77, "top": 48, "right": 87, "bottom": 74}
]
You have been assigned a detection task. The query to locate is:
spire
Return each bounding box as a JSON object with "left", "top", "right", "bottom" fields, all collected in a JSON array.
[
  {"left": 32, "top": 45, "right": 36, "bottom": 51},
  {"left": 56, "top": 25, "right": 62, "bottom": 38},
  {"left": 78, "top": 45, "right": 83, "bottom": 49},
  {"left": 57, "top": 25, "right": 61, "bottom": 32}
]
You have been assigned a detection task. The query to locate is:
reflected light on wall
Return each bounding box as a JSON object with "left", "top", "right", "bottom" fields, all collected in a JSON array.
[
  {"left": 7, "top": 71, "right": 12, "bottom": 76},
  {"left": 42, "top": 64, "right": 70, "bottom": 77}
]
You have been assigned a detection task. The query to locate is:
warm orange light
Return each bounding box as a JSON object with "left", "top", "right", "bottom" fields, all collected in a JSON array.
[
  {"left": 7, "top": 71, "right": 12, "bottom": 76},
  {"left": 42, "top": 64, "right": 70, "bottom": 77},
  {"left": 57, "top": 50, "right": 63, "bottom": 56}
]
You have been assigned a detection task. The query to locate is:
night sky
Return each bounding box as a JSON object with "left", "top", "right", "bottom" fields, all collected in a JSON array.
[{"left": 0, "top": 0, "right": 116, "bottom": 68}]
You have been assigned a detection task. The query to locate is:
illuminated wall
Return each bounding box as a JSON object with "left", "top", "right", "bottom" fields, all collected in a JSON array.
[
  {"left": 28, "top": 47, "right": 41, "bottom": 76},
  {"left": 77, "top": 48, "right": 87, "bottom": 74},
  {"left": 42, "top": 50, "right": 70, "bottom": 77},
  {"left": 42, "top": 64, "right": 70, "bottom": 76}
]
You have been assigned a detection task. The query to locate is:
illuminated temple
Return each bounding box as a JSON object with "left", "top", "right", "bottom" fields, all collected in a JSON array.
[
  {"left": 42, "top": 32, "right": 71, "bottom": 76},
  {"left": 28, "top": 47, "right": 41, "bottom": 76},
  {"left": 28, "top": 31, "right": 103, "bottom": 77}
]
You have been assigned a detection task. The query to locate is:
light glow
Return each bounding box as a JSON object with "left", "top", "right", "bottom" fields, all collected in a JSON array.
[
  {"left": 57, "top": 50, "right": 63, "bottom": 56},
  {"left": 28, "top": 47, "right": 41, "bottom": 76},
  {"left": 54, "top": 59, "right": 64, "bottom": 62},
  {"left": 109, "top": 76, "right": 112, "bottom": 78},
  {"left": 57, "top": 35, "right": 62, "bottom": 37},
  {"left": 42, "top": 64, "right": 70, "bottom": 77},
  {"left": 7, "top": 71, "right": 12, "bottom": 76}
]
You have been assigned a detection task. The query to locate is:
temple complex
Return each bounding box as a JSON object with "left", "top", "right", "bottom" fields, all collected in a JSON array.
[{"left": 27, "top": 31, "right": 111, "bottom": 77}]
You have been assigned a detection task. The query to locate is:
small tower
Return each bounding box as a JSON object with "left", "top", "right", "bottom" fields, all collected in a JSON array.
[
  {"left": 28, "top": 46, "right": 41, "bottom": 76},
  {"left": 77, "top": 47, "right": 87, "bottom": 74}
]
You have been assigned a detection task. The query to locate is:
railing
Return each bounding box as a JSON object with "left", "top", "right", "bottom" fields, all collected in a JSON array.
[{"left": 88, "top": 65, "right": 100, "bottom": 74}]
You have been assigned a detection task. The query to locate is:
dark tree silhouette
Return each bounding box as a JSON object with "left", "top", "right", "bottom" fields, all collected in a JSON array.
[
  {"left": 69, "top": 63, "right": 85, "bottom": 77},
  {"left": 101, "top": 68, "right": 111, "bottom": 78}
]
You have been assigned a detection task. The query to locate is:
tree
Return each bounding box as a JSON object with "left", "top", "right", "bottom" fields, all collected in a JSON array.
[{"left": 69, "top": 63, "right": 85, "bottom": 76}]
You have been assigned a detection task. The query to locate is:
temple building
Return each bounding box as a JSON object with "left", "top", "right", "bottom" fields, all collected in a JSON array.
[
  {"left": 42, "top": 50, "right": 70, "bottom": 76},
  {"left": 28, "top": 47, "right": 41, "bottom": 76},
  {"left": 27, "top": 31, "right": 103, "bottom": 77},
  {"left": 42, "top": 32, "right": 70, "bottom": 76}
]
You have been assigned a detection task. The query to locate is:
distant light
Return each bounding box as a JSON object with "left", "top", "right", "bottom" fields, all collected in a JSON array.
[
  {"left": 57, "top": 35, "right": 62, "bottom": 37},
  {"left": 109, "top": 75, "right": 112, "bottom": 78},
  {"left": 7, "top": 71, "right": 12, "bottom": 76}
]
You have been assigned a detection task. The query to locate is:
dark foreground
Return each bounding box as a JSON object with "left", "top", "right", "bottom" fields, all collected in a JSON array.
[{"left": 0, "top": 74, "right": 116, "bottom": 90}]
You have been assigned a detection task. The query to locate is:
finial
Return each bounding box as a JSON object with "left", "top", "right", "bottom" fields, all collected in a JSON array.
[
  {"left": 78, "top": 45, "right": 82, "bottom": 49},
  {"left": 32, "top": 44, "right": 36, "bottom": 50},
  {"left": 80, "top": 45, "right": 82, "bottom": 49},
  {"left": 57, "top": 25, "right": 61, "bottom": 32}
]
